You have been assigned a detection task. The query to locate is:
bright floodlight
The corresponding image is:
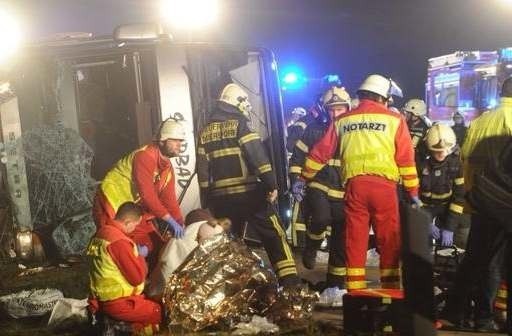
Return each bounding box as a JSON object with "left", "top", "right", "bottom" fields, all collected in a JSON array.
[
  {"left": 161, "top": 0, "right": 219, "bottom": 29},
  {"left": 0, "top": 8, "right": 21, "bottom": 65}
]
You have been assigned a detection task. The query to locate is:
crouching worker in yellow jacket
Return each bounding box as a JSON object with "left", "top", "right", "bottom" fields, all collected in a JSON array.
[{"left": 87, "top": 202, "right": 162, "bottom": 335}]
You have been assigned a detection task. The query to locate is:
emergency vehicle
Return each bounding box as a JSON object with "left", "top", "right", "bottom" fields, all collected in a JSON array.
[
  {"left": 0, "top": 23, "right": 290, "bottom": 243},
  {"left": 426, "top": 47, "right": 512, "bottom": 123}
]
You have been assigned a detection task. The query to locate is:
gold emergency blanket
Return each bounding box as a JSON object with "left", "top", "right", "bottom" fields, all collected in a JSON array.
[{"left": 163, "top": 234, "right": 317, "bottom": 331}]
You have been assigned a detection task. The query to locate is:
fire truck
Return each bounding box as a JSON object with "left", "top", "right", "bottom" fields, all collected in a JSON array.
[
  {"left": 426, "top": 47, "right": 512, "bottom": 123},
  {"left": 0, "top": 23, "right": 290, "bottom": 255}
]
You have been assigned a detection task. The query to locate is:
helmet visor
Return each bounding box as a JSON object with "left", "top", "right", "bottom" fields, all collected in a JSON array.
[{"left": 388, "top": 79, "right": 403, "bottom": 98}]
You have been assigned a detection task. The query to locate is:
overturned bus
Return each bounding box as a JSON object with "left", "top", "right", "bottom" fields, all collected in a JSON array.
[{"left": 0, "top": 23, "right": 290, "bottom": 256}]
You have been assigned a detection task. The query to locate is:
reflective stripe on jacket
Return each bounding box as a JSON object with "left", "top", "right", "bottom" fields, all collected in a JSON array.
[
  {"left": 87, "top": 224, "right": 144, "bottom": 302},
  {"left": 289, "top": 118, "right": 344, "bottom": 200},
  {"left": 197, "top": 107, "right": 277, "bottom": 197},
  {"left": 303, "top": 99, "right": 418, "bottom": 196},
  {"left": 419, "top": 153, "right": 465, "bottom": 229}
]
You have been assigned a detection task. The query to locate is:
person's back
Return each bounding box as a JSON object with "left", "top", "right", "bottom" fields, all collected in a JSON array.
[
  {"left": 462, "top": 101, "right": 512, "bottom": 192},
  {"left": 443, "top": 78, "right": 512, "bottom": 333},
  {"left": 197, "top": 83, "right": 298, "bottom": 287},
  {"left": 333, "top": 99, "right": 414, "bottom": 185},
  {"left": 303, "top": 74, "right": 419, "bottom": 291}
]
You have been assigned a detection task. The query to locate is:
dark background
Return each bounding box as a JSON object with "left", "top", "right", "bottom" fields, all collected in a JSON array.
[{"left": 12, "top": 0, "right": 512, "bottom": 110}]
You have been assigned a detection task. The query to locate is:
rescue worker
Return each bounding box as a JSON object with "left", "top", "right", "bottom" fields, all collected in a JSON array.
[
  {"left": 290, "top": 87, "right": 350, "bottom": 305},
  {"left": 196, "top": 83, "right": 299, "bottom": 287},
  {"left": 287, "top": 101, "right": 324, "bottom": 248},
  {"left": 303, "top": 74, "right": 420, "bottom": 290},
  {"left": 443, "top": 77, "right": 512, "bottom": 333},
  {"left": 419, "top": 124, "right": 467, "bottom": 248},
  {"left": 403, "top": 98, "right": 431, "bottom": 166},
  {"left": 451, "top": 111, "right": 467, "bottom": 147},
  {"left": 286, "top": 104, "right": 320, "bottom": 152},
  {"left": 286, "top": 107, "right": 307, "bottom": 128},
  {"left": 92, "top": 118, "right": 186, "bottom": 264},
  {"left": 88, "top": 202, "right": 161, "bottom": 335}
]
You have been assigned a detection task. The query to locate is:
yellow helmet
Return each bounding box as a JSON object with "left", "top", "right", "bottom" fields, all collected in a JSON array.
[
  {"left": 425, "top": 124, "right": 456, "bottom": 153},
  {"left": 321, "top": 87, "right": 351, "bottom": 108},
  {"left": 158, "top": 118, "right": 186, "bottom": 141},
  {"left": 218, "top": 83, "right": 252, "bottom": 117},
  {"left": 403, "top": 99, "right": 427, "bottom": 117}
]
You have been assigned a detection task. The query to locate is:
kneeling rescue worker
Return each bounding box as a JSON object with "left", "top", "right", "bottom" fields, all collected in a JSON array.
[
  {"left": 92, "top": 118, "right": 186, "bottom": 265},
  {"left": 196, "top": 83, "right": 300, "bottom": 287},
  {"left": 88, "top": 202, "right": 162, "bottom": 335},
  {"left": 303, "top": 74, "right": 420, "bottom": 290}
]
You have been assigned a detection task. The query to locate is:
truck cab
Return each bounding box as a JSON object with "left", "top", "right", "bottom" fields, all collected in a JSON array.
[{"left": 426, "top": 48, "right": 512, "bottom": 124}]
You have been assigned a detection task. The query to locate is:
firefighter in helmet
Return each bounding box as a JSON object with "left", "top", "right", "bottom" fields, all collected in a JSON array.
[
  {"left": 286, "top": 104, "right": 321, "bottom": 153},
  {"left": 196, "top": 83, "right": 299, "bottom": 287},
  {"left": 303, "top": 74, "right": 419, "bottom": 290},
  {"left": 287, "top": 98, "right": 326, "bottom": 249},
  {"left": 403, "top": 98, "right": 431, "bottom": 166},
  {"left": 93, "top": 118, "right": 186, "bottom": 267},
  {"left": 451, "top": 111, "right": 467, "bottom": 147},
  {"left": 419, "top": 124, "right": 467, "bottom": 248},
  {"left": 290, "top": 86, "right": 350, "bottom": 306}
]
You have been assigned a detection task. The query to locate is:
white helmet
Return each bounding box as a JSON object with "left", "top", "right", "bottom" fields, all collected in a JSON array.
[
  {"left": 358, "top": 74, "right": 403, "bottom": 99},
  {"left": 403, "top": 99, "right": 427, "bottom": 117},
  {"left": 425, "top": 124, "right": 456, "bottom": 153},
  {"left": 321, "top": 87, "right": 351, "bottom": 108},
  {"left": 218, "top": 83, "right": 252, "bottom": 117},
  {"left": 291, "top": 107, "right": 307, "bottom": 117},
  {"left": 158, "top": 118, "right": 186, "bottom": 141}
]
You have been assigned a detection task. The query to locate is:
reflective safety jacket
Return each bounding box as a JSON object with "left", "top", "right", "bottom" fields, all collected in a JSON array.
[
  {"left": 462, "top": 97, "right": 512, "bottom": 192},
  {"left": 197, "top": 106, "right": 277, "bottom": 198},
  {"left": 419, "top": 154, "right": 465, "bottom": 231},
  {"left": 303, "top": 99, "right": 419, "bottom": 197},
  {"left": 87, "top": 222, "right": 145, "bottom": 302},
  {"left": 100, "top": 144, "right": 183, "bottom": 223},
  {"left": 289, "top": 118, "right": 344, "bottom": 200},
  {"left": 287, "top": 114, "right": 317, "bottom": 153}
]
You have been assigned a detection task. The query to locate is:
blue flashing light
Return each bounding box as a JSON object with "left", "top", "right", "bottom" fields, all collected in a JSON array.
[
  {"left": 281, "top": 67, "right": 307, "bottom": 90},
  {"left": 487, "top": 98, "right": 498, "bottom": 109},
  {"left": 283, "top": 72, "right": 298, "bottom": 84}
]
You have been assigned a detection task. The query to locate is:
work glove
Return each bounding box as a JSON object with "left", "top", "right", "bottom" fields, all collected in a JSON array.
[
  {"left": 411, "top": 196, "right": 423, "bottom": 208},
  {"left": 440, "top": 230, "right": 454, "bottom": 247},
  {"left": 430, "top": 222, "right": 441, "bottom": 240},
  {"left": 137, "top": 244, "right": 149, "bottom": 258},
  {"left": 166, "top": 218, "right": 184, "bottom": 239},
  {"left": 291, "top": 179, "right": 306, "bottom": 202}
]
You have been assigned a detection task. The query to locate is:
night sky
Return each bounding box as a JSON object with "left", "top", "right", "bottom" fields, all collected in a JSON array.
[{"left": 12, "top": 0, "right": 512, "bottom": 110}]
